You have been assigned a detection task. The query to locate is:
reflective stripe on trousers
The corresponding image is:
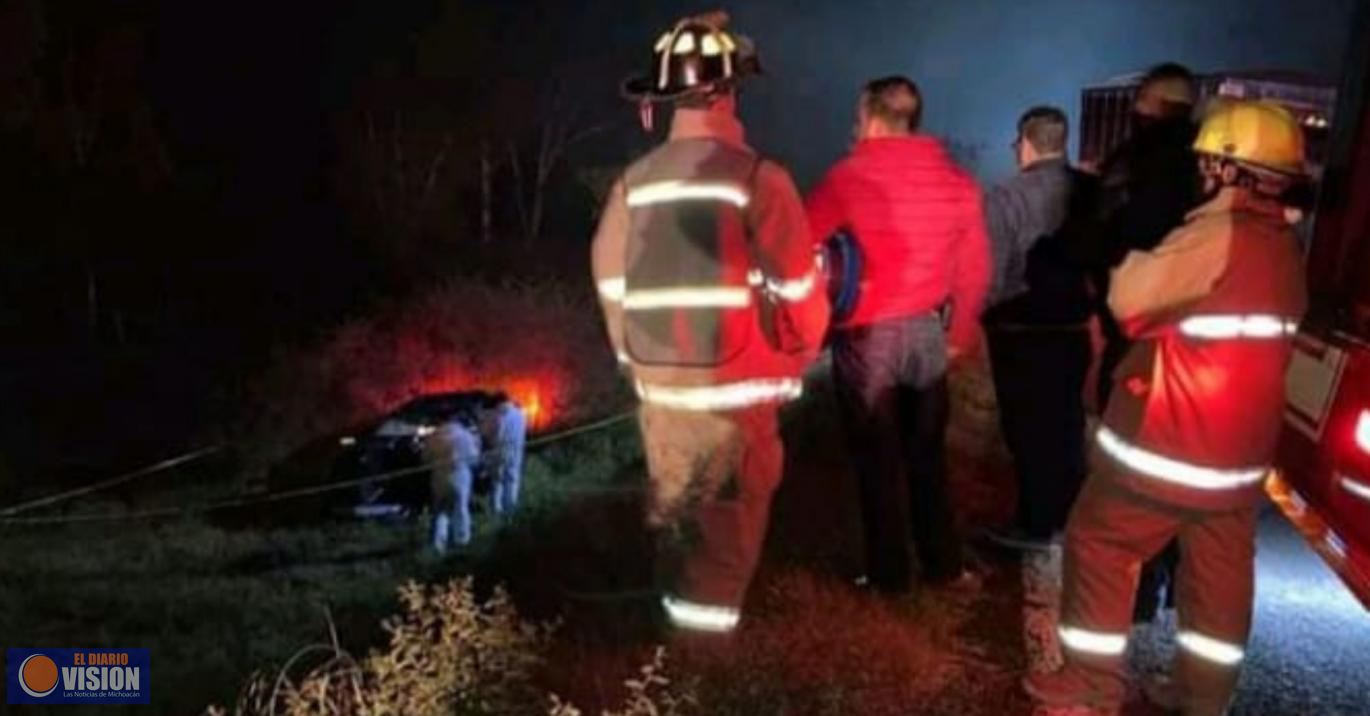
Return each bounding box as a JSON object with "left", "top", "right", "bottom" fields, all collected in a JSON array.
[
  {"left": 1058, "top": 625, "right": 1129, "bottom": 657},
  {"left": 662, "top": 595, "right": 740, "bottom": 633},
  {"left": 640, "top": 404, "right": 783, "bottom": 631},
  {"left": 1052, "top": 470, "right": 1258, "bottom": 713},
  {"left": 1177, "top": 630, "right": 1245, "bottom": 666}
]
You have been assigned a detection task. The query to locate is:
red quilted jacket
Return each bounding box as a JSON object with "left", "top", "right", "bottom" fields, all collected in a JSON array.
[{"left": 807, "top": 136, "right": 991, "bottom": 351}]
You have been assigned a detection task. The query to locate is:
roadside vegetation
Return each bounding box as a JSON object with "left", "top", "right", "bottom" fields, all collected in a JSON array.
[
  {"left": 0, "top": 368, "right": 1031, "bottom": 716},
  {"left": 239, "top": 276, "right": 627, "bottom": 473},
  {"left": 0, "top": 420, "right": 640, "bottom": 715}
]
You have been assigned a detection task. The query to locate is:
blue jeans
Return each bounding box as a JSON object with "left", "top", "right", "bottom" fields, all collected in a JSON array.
[
  {"left": 431, "top": 424, "right": 481, "bottom": 551},
  {"left": 490, "top": 446, "right": 523, "bottom": 517},
  {"left": 432, "top": 463, "right": 474, "bottom": 550},
  {"left": 483, "top": 404, "right": 527, "bottom": 517}
]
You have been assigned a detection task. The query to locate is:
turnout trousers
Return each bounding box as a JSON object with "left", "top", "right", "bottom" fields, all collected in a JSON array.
[
  {"left": 1095, "top": 313, "right": 1182, "bottom": 624},
  {"left": 639, "top": 402, "right": 784, "bottom": 628},
  {"left": 1052, "top": 464, "right": 1258, "bottom": 715}
]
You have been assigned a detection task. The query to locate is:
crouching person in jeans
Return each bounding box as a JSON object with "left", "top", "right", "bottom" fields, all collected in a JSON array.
[{"left": 426, "top": 416, "right": 482, "bottom": 553}]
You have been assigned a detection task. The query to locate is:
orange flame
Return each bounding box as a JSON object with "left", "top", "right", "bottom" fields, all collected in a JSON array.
[
  {"left": 416, "top": 371, "right": 558, "bottom": 433},
  {"left": 504, "top": 378, "right": 553, "bottom": 432}
]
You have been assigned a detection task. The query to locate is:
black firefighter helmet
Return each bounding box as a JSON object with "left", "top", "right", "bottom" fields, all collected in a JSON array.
[{"left": 622, "top": 12, "right": 761, "bottom": 103}]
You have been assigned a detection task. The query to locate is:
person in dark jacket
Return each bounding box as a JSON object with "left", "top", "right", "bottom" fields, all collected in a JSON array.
[
  {"left": 807, "top": 76, "right": 991, "bottom": 594},
  {"left": 1093, "top": 63, "right": 1203, "bottom": 407},
  {"left": 982, "top": 106, "right": 1099, "bottom": 551},
  {"left": 1091, "top": 63, "right": 1203, "bottom": 624}
]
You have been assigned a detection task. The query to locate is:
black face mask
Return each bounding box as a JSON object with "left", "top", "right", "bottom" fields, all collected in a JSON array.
[
  {"left": 1131, "top": 103, "right": 1192, "bottom": 134},
  {"left": 1280, "top": 180, "right": 1316, "bottom": 212},
  {"left": 1129, "top": 111, "right": 1160, "bottom": 133}
]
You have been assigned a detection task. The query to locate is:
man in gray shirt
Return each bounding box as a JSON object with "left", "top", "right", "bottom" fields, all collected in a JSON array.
[{"left": 981, "top": 106, "right": 1098, "bottom": 551}]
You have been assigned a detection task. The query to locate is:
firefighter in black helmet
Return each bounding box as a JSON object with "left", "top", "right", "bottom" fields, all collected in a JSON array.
[
  {"left": 621, "top": 11, "right": 761, "bottom": 129},
  {"left": 592, "top": 11, "right": 829, "bottom": 636}
]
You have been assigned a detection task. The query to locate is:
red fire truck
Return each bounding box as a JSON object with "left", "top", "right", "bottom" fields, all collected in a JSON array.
[
  {"left": 1271, "top": 9, "right": 1370, "bottom": 611},
  {"left": 1078, "top": 11, "right": 1370, "bottom": 610}
]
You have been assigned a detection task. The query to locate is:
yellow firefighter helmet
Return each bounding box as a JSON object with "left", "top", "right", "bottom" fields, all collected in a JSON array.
[{"left": 1193, "top": 99, "right": 1307, "bottom": 175}]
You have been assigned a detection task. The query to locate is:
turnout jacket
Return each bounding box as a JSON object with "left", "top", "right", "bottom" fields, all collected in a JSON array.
[
  {"left": 1100, "top": 188, "right": 1307, "bottom": 510},
  {"left": 591, "top": 109, "right": 829, "bottom": 412}
]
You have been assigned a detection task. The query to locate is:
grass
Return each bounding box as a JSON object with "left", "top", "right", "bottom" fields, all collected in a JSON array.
[
  {"left": 0, "top": 363, "right": 1032, "bottom": 715},
  {"left": 1, "top": 518, "right": 412, "bottom": 714},
  {"left": 0, "top": 420, "right": 642, "bottom": 715}
]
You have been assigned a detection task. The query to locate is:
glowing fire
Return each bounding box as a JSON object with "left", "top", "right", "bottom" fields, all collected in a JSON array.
[
  {"left": 416, "top": 372, "right": 557, "bottom": 432},
  {"left": 522, "top": 392, "right": 544, "bottom": 428},
  {"left": 505, "top": 379, "right": 549, "bottom": 432}
]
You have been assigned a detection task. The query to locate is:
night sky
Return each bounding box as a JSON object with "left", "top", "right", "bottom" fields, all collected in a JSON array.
[
  {"left": 728, "top": 0, "right": 1359, "bottom": 182},
  {"left": 0, "top": 0, "right": 1362, "bottom": 471},
  {"left": 144, "top": 0, "right": 1360, "bottom": 210}
]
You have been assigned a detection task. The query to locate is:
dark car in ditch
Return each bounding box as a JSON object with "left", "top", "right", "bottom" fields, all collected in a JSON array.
[{"left": 332, "top": 391, "right": 492, "bottom": 515}]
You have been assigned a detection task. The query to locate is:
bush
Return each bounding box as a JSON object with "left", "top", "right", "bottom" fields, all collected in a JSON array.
[
  {"left": 206, "top": 579, "right": 692, "bottom": 716},
  {"left": 242, "top": 277, "right": 630, "bottom": 469},
  {"left": 549, "top": 648, "right": 693, "bottom": 716}
]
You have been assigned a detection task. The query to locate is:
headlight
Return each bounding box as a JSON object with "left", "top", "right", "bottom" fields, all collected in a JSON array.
[
  {"left": 339, "top": 436, "right": 357, "bottom": 446},
  {"left": 415, "top": 425, "right": 437, "bottom": 438}
]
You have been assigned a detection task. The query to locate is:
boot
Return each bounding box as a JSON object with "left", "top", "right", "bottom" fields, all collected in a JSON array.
[{"left": 1140, "top": 672, "right": 1182, "bottom": 714}]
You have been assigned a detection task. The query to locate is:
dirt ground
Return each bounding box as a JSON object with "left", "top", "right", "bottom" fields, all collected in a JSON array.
[{"left": 474, "top": 363, "right": 1042, "bottom": 715}]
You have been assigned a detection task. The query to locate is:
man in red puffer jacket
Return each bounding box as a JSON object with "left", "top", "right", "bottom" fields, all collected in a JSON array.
[{"left": 807, "top": 76, "right": 991, "bottom": 594}]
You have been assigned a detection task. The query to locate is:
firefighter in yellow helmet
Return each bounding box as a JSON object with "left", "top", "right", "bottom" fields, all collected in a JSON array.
[
  {"left": 590, "top": 12, "right": 828, "bottom": 636},
  {"left": 1026, "top": 99, "right": 1308, "bottom": 715}
]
